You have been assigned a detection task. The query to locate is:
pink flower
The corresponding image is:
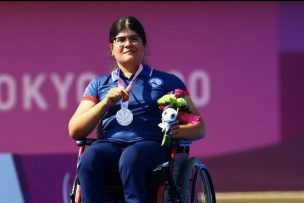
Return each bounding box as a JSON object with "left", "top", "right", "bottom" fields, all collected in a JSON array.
[{"left": 174, "top": 89, "right": 185, "bottom": 98}]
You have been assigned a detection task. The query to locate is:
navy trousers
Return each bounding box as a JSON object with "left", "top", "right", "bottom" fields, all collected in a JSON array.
[{"left": 77, "top": 139, "right": 170, "bottom": 203}]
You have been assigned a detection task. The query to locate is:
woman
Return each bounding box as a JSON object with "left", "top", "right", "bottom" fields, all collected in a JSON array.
[{"left": 68, "top": 15, "right": 205, "bottom": 203}]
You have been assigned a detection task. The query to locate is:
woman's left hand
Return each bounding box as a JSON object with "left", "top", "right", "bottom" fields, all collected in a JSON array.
[{"left": 169, "top": 121, "right": 180, "bottom": 139}]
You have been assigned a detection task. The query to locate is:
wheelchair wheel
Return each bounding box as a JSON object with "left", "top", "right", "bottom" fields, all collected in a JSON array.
[
  {"left": 181, "top": 157, "right": 216, "bottom": 203},
  {"left": 156, "top": 183, "right": 170, "bottom": 203}
]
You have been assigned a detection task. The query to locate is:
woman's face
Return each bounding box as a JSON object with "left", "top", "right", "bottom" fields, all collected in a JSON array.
[{"left": 110, "top": 28, "right": 145, "bottom": 69}]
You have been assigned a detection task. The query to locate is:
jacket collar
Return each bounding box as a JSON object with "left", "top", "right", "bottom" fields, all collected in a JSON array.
[{"left": 111, "top": 64, "right": 153, "bottom": 82}]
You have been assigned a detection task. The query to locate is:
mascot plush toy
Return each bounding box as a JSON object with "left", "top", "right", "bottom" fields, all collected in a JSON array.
[
  {"left": 157, "top": 89, "right": 200, "bottom": 147},
  {"left": 158, "top": 107, "right": 178, "bottom": 147}
]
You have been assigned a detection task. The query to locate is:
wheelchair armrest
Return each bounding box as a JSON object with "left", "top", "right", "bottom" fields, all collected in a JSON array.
[
  {"left": 76, "top": 138, "right": 97, "bottom": 146},
  {"left": 171, "top": 139, "right": 192, "bottom": 147},
  {"left": 172, "top": 139, "right": 192, "bottom": 154}
]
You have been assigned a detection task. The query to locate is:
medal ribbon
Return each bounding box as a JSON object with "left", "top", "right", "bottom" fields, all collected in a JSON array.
[{"left": 117, "top": 65, "right": 143, "bottom": 109}]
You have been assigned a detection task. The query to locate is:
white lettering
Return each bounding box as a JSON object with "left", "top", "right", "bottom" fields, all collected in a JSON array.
[
  {"left": 189, "top": 70, "right": 210, "bottom": 107},
  {"left": 76, "top": 72, "right": 97, "bottom": 102},
  {"left": 50, "top": 73, "right": 74, "bottom": 110},
  {"left": 0, "top": 69, "right": 210, "bottom": 111},
  {"left": 0, "top": 74, "right": 16, "bottom": 111},
  {"left": 169, "top": 69, "right": 210, "bottom": 107},
  {"left": 23, "top": 73, "right": 48, "bottom": 111}
]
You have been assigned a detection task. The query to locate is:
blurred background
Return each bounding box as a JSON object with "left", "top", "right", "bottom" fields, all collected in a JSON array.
[{"left": 0, "top": 2, "right": 303, "bottom": 203}]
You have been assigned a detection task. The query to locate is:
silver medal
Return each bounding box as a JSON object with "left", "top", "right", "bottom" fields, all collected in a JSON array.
[
  {"left": 115, "top": 65, "right": 143, "bottom": 126},
  {"left": 116, "top": 108, "right": 133, "bottom": 126}
]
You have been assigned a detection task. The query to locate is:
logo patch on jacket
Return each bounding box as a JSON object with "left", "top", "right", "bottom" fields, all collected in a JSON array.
[{"left": 148, "top": 78, "right": 163, "bottom": 87}]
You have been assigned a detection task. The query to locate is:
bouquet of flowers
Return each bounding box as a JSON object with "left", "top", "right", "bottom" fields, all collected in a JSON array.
[{"left": 157, "top": 89, "right": 200, "bottom": 147}]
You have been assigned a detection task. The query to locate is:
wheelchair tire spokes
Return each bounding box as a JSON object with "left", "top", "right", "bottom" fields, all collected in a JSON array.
[{"left": 181, "top": 157, "right": 216, "bottom": 203}]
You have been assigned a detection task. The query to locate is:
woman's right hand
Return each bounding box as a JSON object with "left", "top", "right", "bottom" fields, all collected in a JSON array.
[
  {"left": 68, "top": 87, "right": 128, "bottom": 139},
  {"left": 103, "top": 87, "right": 129, "bottom": 107}
]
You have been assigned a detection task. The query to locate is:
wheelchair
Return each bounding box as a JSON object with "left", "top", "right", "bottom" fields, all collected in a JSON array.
[{"left": 70, "top": 138, "right": 216, "bottom": 203}]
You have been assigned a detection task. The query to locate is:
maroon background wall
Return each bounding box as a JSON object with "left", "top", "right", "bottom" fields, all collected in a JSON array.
[
  {"left": 279, "top": 2, "right": 304, "bottom": 141},
  {"left": 206, "top": 2, "right": 304, "bottom": 193},
  {"left": 281, "top": 53, "right": 304, "bottom": 140}
]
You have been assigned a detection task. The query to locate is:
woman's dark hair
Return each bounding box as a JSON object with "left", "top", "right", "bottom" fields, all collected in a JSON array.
[{"left": 109, "top": 16, "right": 147, "bottom": 46}]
